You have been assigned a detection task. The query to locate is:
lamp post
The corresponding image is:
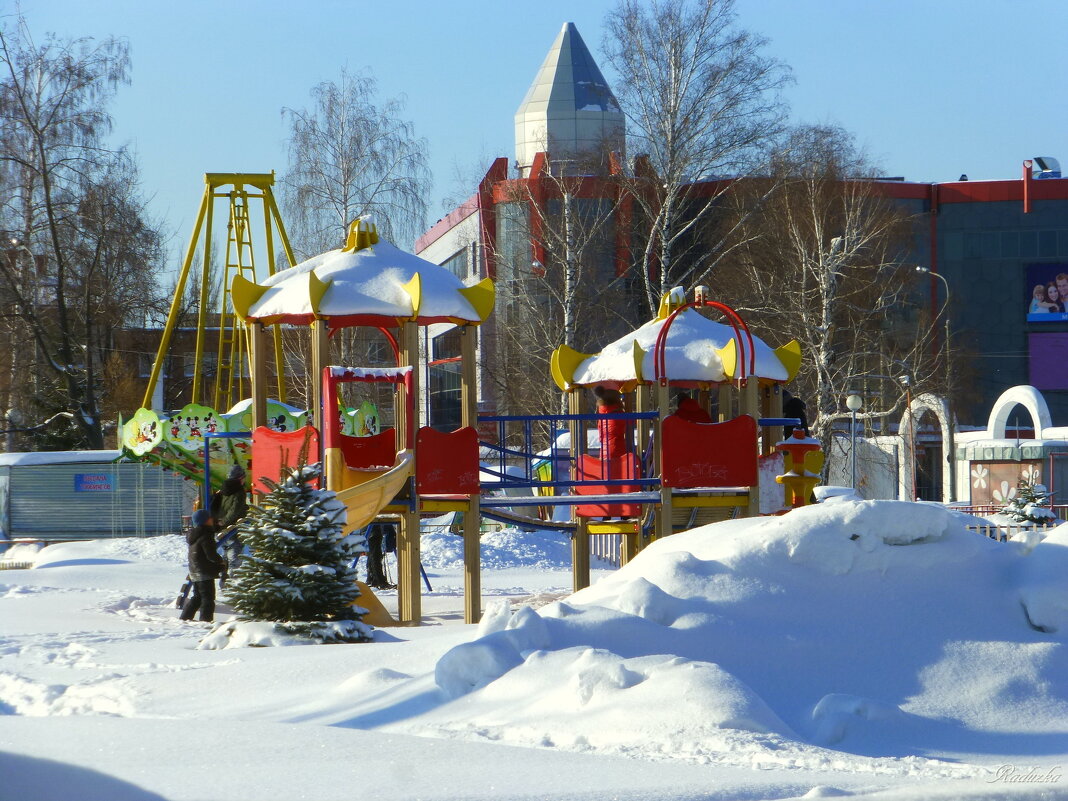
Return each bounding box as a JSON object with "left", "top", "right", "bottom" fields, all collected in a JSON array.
[
  {"left": 846, "top": 394, "right": 862, "bottom": 489},
  {"left": 915, "top": 265, "right": 956, "bottom": 502}
]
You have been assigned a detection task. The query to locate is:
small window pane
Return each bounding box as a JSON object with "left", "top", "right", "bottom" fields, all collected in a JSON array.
[
  {"left": 1019, "top": 231, "right": 1037, "bottom": 258},
  {"left": 1040, "top": 230, "right": 1058, "bottom": 257},
  {"left": 1001, "top": 231, "right": 1019, "bottom": 258}
]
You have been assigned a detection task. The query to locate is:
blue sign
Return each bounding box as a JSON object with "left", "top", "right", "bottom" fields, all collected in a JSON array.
[{"left": 74, "top": 473, "right": 114, "bottom": 492}]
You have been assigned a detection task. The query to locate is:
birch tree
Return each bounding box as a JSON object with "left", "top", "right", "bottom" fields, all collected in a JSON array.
[
  {"left": 717, "top": 125, "right": 941, "bottom": 458},
  {"left": 0, "top": 19, "right": 164, "bottom": 449},
  {"left": 602, "top": 0, "right": 790, "bottom": 313},
  {"left": 280, "top": 68, "right": 431, "bottom": 256},
  {"left": 488, "top": 158, "right": 636, "bottom": 417}
]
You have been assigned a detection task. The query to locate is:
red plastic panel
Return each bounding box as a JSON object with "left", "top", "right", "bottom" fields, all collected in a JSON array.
[
  {"left": 662, "top": 414, "right": 758, "bottom": 488},
  {"left": 338, "top": 427, "right": 397, "bottom": 470},
  {"left": 250, "top": 425, "right": 320, "bottom": 495},
  {"left": 416, "top": 426, "right": 480, "bottom": 495},
  {"left": 576, "top": 453, "right": 641, "bottom": 518}
]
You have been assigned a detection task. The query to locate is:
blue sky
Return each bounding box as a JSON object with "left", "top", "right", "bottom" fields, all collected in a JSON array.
[{"left": 15, "top": 0, "right": 1068, "bottom": 259}]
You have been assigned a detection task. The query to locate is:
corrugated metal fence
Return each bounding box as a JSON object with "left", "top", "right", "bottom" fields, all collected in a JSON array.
[{"left": 3, "top": 461, "right": 186, "bottom": 541}]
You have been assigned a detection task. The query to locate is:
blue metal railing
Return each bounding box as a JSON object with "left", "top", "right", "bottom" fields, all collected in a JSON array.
[{"left": 478, "top": 411, "right": 660, "bottom": 494}]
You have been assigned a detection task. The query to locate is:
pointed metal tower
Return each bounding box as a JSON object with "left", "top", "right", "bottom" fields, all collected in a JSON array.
[{"left": 514, "top": 22, "right": 625, "bottom": 177}]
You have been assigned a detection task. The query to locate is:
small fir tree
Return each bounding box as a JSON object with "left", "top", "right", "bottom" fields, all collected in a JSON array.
[
  {"left": 1000, "top": 476, "right": 1057, "bottom": 525},
  {"left": 223, "top": 463, "right": 372, "bottom": 642}
]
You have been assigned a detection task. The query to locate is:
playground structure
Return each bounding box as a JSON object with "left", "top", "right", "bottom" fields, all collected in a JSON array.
[
  {"left": 122, "top": 173, "right": 382, "bottom": 492},
  {"left": 143, "top": 173, "right": 297, "bottom": 413},
  {"left": 527, "top": 285, "right": 822, "bottom": 573},
  {"left": 121, "top": 173, "right": 824, "bottom": 628},
  {"left": 229, "top": 216, "right": 494, "bottom": 626}
]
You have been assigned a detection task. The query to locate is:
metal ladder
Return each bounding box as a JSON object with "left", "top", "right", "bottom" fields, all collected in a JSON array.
[{"left": 214, "top": 191, "right": 260, "bottom": 411}]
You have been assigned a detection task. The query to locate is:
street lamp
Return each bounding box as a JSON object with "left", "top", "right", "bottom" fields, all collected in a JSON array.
[
  {"left": 846, "top": 394, "right": 862, "bottom": 489},
  {"left": 915, "top": 265, "right": 956, "bottom": 502}
]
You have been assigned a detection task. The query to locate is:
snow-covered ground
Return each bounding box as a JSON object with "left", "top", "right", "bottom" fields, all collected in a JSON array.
[{"left": 3, "top": 501, "right": 1068, "bottom": 800}]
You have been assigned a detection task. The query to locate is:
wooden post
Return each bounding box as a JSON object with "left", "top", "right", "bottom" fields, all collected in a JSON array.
[
  {"left": 769, "top": 384, "right": 784, "bottom": 418},
  {"left": 697, "top": 388, "right": 711, "bottom": 418},
  {"left": 249, "top": 323, "right": 268, "bottom": 431},
  {"left": 624, "top": 384, "right": 650, "bottom": 564},
  {"left": 621, "top": 523, "right": 641, "bottom": 565},
  {"left": 740, "top": 378, "right": 760, "bottom": 419},
  {"left": 463, "top": 496, "right": 481, "bottom": 623},
  {"left": 656, "top": 381, "right": 671, "bottom": 539},
  {"left": 460, "top": 326, "right": 481, "bottom": 624},
  {"left": 310, "top": 320, "right": 329, "bottom": 430},
  {"left": 568, "top": 389, "right": 590, "bottom": 591},
  {"left": 717, "top": 384, "right": 733, "bottom": 422},
  {"left": 397, "top": 320, "right": 421, "bottom": 625},
  {"left": 764, "top": 384, "right": 784, "bottom": 456},
  {"left": 397, "top": 510, "right": 421, "bottom": 624},
  {"left": 573, "top": 517, "right": 591, "bottom": 592},
  {"left": 742, "top": 379, "right": 761, "bottom": 518}
]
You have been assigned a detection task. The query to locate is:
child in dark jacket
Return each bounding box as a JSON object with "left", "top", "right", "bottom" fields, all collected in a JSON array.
[
  {"left": 211, "top": 464, "right": 249, "bottom": 575},
  {"left": 179, "top": 509, "right": 225, "bottom": 623}
]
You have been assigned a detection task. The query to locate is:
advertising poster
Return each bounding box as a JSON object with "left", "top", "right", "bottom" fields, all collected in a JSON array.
[{"left": 1025, "top": 264, "right": 1068, "bottom": 321}]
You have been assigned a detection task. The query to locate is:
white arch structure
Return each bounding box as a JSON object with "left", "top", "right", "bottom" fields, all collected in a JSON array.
[
  {"left": 898, "top": 392, "right": 953, "bottom": 501},
  {"left": 985, "top": 385, "right": 1053, "bottom": 439}
]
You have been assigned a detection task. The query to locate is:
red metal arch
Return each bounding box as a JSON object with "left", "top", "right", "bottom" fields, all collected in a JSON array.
[{"left": 653, "top": 299, "right": 755, "bottom": 385}]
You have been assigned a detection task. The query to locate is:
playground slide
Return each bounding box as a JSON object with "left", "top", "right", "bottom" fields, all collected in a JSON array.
[
  {"left": 330, "top": 449, "right": 414, "bottom": 629},
  {"left": 333, "top": 449, "right": 415, "bottom": 532}
]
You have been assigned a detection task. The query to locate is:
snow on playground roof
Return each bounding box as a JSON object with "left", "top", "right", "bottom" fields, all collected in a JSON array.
[
  {"left": 236, "top": 239, "right": 492, "bottom": 326},
  {"left": 0, "top": 450, "right": 121, "bottom": 467},
  {"left": 571, "top": 307, "right": 791, "bottom": 386}
]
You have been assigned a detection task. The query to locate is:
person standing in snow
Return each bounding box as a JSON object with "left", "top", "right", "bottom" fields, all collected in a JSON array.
[
  {"left": 180, "top": 509, "right": 225, "bottom": 623},
  {"left": 362, "top": 521, "right": 396, "bottom": 590},
  {"left": 782, "top": 392, "right": 810, "bottom": 439},
  {"left": 211, "top": 464, "right": 249, "bottom": 576},
  {"left": 593, "top": 385, "right": 628, "bottom": 461}
]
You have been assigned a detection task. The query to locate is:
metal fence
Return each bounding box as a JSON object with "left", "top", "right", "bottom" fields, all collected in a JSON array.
[
  {"left": 591, "top": 533, "right": 621, "bottom": 567},
  {"left": 2, "top": 460, "right": 187, "bottom": 542},
  {"left": 950, "top": 503, "right": 1061, "bottom": 542},
  {"left": 966, "top": 522, "right": 1058, "bottom": 542}
]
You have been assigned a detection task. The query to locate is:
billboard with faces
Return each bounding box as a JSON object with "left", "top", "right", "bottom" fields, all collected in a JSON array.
[{"left": 1026, "top": 264, "right": 1068, "bottom": 322}]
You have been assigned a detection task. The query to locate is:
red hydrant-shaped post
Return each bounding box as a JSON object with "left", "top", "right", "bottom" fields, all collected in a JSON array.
[{"left": 775, "top": 429, "right": 823, "bottom": 508}]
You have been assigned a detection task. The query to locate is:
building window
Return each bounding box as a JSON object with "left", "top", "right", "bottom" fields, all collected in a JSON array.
[
  {"left": 1039, "top": 230, "right": 1058, "bottom": 258},
  {"left": 432, "top": 328, "right": 462, "bottom": 361},
  {"left": 427, "top": 328, "right": 464, "bottom": 431},
  {"left": 428, "top": 360, "right": 462, "bottom": 432},
  {"left": 138, "top": 353, "right": 155, "bottom": 378},
  {"left": 1001, "top": 231, "right": 1019, "bottom": 258},
  {"left": 1019, "top": 231, "right": 1037, "bottom": 258},
  {"left": 442, "top": 248, "right": 469, "bottom": 280}
]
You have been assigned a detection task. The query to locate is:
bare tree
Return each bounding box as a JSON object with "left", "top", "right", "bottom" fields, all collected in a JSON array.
[
  {"left": 280, "top": 68, "right": 431, "bottom": 256},
  {"left": 486, "top": 155, "right": 639, "bottom": 417},
  {"left": 0, "top": 19, "right": 164, "bottom": 448},
  {"left": 602, "top": 0, "right": 791, "bottom": 313},
  {"left": 716, "top": 125, "right": 941, "bottom": 461},
  {"left": 71, "top": 161, "right": 166, "bottom": 427}
]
